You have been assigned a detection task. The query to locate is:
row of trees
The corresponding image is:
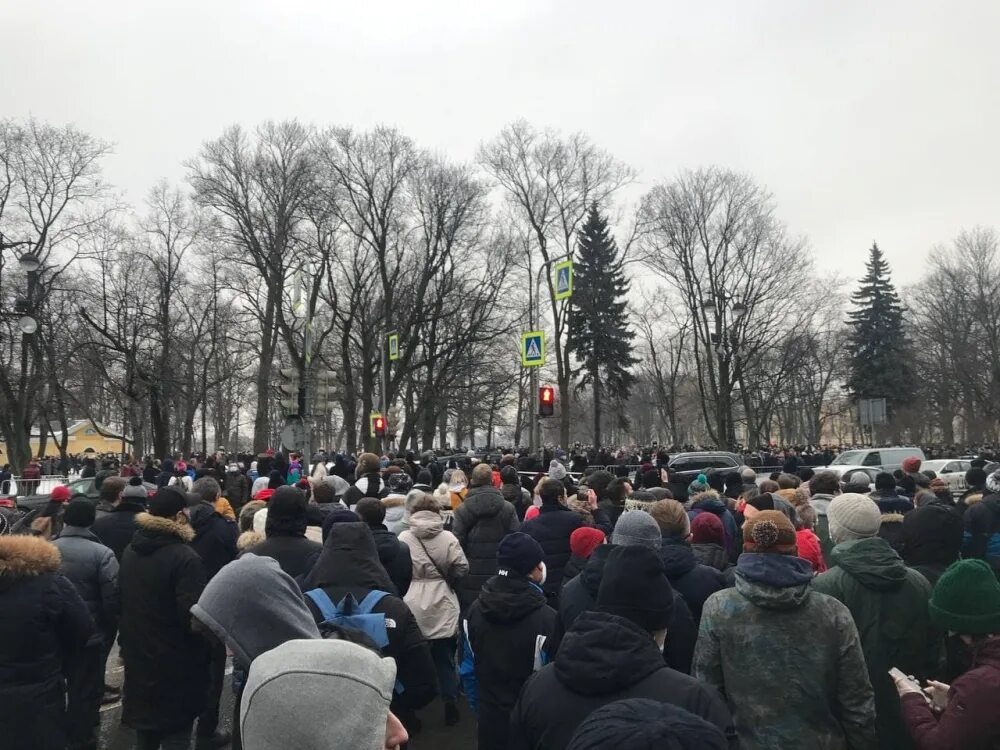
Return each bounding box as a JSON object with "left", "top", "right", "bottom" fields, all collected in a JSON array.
[{"left": 1, "top": 115, "right": 990, "bottom": 471}]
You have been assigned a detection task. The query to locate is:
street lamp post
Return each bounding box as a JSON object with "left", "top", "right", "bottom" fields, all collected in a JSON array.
[{"left": 702, "top": 294, "right": 746, "bottom": 451}]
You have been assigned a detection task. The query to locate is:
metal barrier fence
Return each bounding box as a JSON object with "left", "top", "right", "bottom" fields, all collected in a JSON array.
[{"left": 3, "top": 475, "right": 71, "bottom": 497}]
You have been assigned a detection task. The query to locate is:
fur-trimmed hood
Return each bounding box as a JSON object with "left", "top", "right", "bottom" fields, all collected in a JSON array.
[
  {"left": 0, "top": 534, "right": 61, "bottom": 578},
  {"left": 880, "top": 512, "right": 905, "bottom": 525},
  {"left": 130, "top": 512, "right": 195, "bottom": 556},
  {"left": 382, "top": 494, "right": 406, "bottom": 510},
  {"left": 237, "top": 530, "right": 264, "bottom": 551}
]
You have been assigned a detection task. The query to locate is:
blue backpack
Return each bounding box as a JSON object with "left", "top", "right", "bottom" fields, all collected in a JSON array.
[{"left": 304, "top": 588, "right": 392, "bottom": 649}]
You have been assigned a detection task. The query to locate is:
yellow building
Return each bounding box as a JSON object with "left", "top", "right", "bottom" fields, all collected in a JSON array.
[{"left": 0, "top": 419, "right": 133, "bottom": 459}]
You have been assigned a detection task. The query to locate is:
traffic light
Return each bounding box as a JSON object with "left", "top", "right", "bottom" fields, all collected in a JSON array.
[
  {"left": 371, "top": 413, "right": 386, "bottom": 439},
  {"left": 278, "top": 368, "right": 301, "bottom": 416},
  {"left": 539, "top": 386, "right": 555, "bottom": 417}
]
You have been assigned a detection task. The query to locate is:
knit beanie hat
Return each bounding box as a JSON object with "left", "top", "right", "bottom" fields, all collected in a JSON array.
[
  {"left": 929, "top": 559, "right": 1000, "bottom": 635},
  {"left": 624, "top": 490, "right": 657, "bottom": 513},
  {"left": 828, "top": 493, "right": 881, "bottom": 544},
  {"left": 611, "top": 510, "right": 662, "bottom": 550},
  {"left": 63, "top": 498, "right": 96, "bottom": 527},
  {"left": 148, "top": 486, "right": 187, "bottom": 518},
  {"left": 742, "top": 510, "right": 797, "bottom": 554},
  {"left": 497, "top": 532, "right": 544, "bottom": 577},
  {"left": 597, "top": 546, "right": 674, "bottom": 632},
  {"left": 240, "top": 639, "right": 396, "bottom": 750},
  {"left": 567, "top": 698, "right": 728, "bottom": 750},
  {"left": 355, "top": 452, "right": 381, "bottom": 478},
  {"left": 875, "top": 472, "right": 896, "bottom": 491},
  {"left": 548, "top": 460, "right": 568, "bottom": 481},
  {"left": 50, "top": 485, "right": 72, "bottom": 503},
  {"left": 690, "top": 511, "right": 725, "bottom": 546},
  {"left": 123, "top": 475, "right": 148, "bottom": 499},
  {"left": 687, "top": 474, "right": 710, "bottom": 496},
  {"left": 570, "top": 527, "right": 606, "bottom": 560},
  {"left": 902, "top": 456, "right": 922, "bottom": 474}
]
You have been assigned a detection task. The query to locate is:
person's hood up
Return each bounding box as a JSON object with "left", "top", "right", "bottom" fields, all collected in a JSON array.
[
  {"left": 189, "top": 502, "right": 221, "bottom": 532},
  {"left": 462, "top": 485, "right": 507, "bottom": 518},
  {"left": 240, "top": 639, "right": 396, "bottom": 750},
  {"left": 830, "top": 536, "right": 907, "bottom": 591},
  {"left": 382, "top": 495, "right": 405, "bottom": 521},
  {"left": 407, "top": 510, "right": 443, "bottom": 539},
  {"left": 191, "top": 554, "right": 320, "bottom": 671},
  {"left": 0, "top": 535, "right": 61, "bottom": 587},
  {"left": 130, "top": 512, "right": 194, "bottom": 554},
  {"left": 689, "top": 491, "right": 726, "bottom": 514},
  {"left": 302, "top": 522, "right": 394, "bottom": 592},
  {"left": 901, "top": 504, "right": 963, "bottom": 568},
  {"left": 659, "top": 536, "right": 698, "bottom": 578},
  {"left": 554, "top": 611, "right": 665, "bottom": 695},
  {"left": 501, "top": 483, "right": 523, "bottom": 505},
  {"left": 579, "top": 542, "right": 613, "bottom": 598},
  {"left": 477, "top": 572, "right": 548, "bottom": 624},
  {"left": 734, "top": 553, "right": 813, "bottom": 610}
]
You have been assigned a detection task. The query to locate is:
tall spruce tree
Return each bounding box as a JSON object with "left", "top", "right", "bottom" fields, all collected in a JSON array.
[
  {"left": 567, "top": 204, "right": 637, "bottom": 447},
  {"left": 846, "top": 243, "right": 915, "bottom": 417}
]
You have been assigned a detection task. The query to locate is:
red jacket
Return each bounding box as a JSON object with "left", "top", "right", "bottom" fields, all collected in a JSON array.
[
  {"left": 901, "top": 636, "right": 1000, "bottom": 749},
  {"left": 796, "top": 528, "right": 827, "bottom": 574}
]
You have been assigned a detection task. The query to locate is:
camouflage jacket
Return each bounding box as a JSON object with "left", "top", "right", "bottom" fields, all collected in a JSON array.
[{"left": 694, "top": 553, "right": 876, "bottom": 750}]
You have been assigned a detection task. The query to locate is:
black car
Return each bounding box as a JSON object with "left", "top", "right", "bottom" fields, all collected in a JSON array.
[
  {"left": 17, "top": 477, "right": 99, "bottom": 514},
  {"left": 666, "top": 451, "right": 743, "bottom": 502}
]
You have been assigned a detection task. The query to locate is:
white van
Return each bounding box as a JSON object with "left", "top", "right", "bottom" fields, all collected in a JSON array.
[{"left": 829, "top": 447, "right": 926, "bottom": 474}]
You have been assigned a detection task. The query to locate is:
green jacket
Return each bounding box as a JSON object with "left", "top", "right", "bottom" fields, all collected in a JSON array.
[
  {"left": 812, "top": 537, "right": 935, "bottom": 750},
  {"left": 694, "top": 553, "right": 876, "bottom": 750}
]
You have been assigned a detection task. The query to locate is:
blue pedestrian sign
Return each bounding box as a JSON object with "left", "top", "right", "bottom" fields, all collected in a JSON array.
[
  {"left": 554, "top": 260, "right": 573, "bottom": 301},
  {"left": 521, "top": 331, "right": 545, "bottom": 367}
]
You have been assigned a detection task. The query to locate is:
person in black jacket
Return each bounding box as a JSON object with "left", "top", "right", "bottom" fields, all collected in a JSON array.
[
  {"left": 188, "top": 477, "right": 238, "bottom": 748},
  {"left": 342, "top": 452, "right": 388, "bottom": 509},
  {"left": 301, "top": 522, "right": 436, "bottom": 735},
  {"left": 566, "top": 698, "right": 730, "bottom": 750},
  {"left": 509, "top": 545, "right": 737, "bottom": 750},
  {"left": 556, "top": 511, "right": 698, "bottom": 674},
  {"left": 598, "top": 477, "right": 629, "bottom": 527},
  {"left": 453, "top": 463, "right": 520, "bottom": 611},
  {"left": 118, "top": 486, "right": 210, "bottom": 750},
  {"left": 355, "top": 497, "right": 411, "bottom": 596},
  {"left": 464, "top": 532, "right": 558, "bottom": 750},
  {"left": 0, "top": 527, "right": 95, "bottom": 750},
  {"left": 649, "top": 500, "right": 726, "bottom": 623},
  {"left": 92, "top": 478, "right": 148, "bottom": 561},
  {"left": 521, "top": 478, "right": 585, "bottom": 599},
  {"left": 245, "top": 486, "right": 322, "bottom": 580}
]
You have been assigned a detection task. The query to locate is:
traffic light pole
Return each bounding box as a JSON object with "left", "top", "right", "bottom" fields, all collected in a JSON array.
[{"left": 529, "top": 251, "right": 573, "bottom": 458}]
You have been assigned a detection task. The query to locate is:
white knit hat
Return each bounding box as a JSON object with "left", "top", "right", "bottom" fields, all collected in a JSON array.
[{"left": 827, "top": 493, "right": 881, "bottom": 544}]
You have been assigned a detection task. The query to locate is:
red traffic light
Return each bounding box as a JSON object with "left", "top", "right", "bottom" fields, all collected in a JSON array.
[
  {"left": 371, "top": 413, "right": 387, "bottom": 438},
  {"left": 539, "top": 386, "right": 555, "bottom": 417}
]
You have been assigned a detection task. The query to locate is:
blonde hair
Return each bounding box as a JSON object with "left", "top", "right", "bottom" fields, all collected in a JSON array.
[{"left": 649, "top": 499, "right": 690, "bottom": 537}]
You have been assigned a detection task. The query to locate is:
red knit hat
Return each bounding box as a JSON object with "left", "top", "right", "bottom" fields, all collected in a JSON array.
[
  {"left": 570, "top": 527, "right": 606, "bottom": 559},
  {"left": 50, "top": 485, "right": 72, "bottom": 503},
  {"left": 525, "top": 505, "right": 540, "bottom": 521},
  {"left": 253, "top": 488, "right": 275, "bottom": 502},
  {"left": 902, "top": 456, "right": 922, "bottom": 474},
  {"left": 690, "top": 511, "right": 724, "bottom": 546}
]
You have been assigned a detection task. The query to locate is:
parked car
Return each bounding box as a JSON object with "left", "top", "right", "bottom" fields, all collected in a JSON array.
[
  {"left": 920, "top": 459, "right": 972, "bottom": 496},
  {"left": 667, "top": 451, "right": 742, "bottom": 501},
  {"left": 827, "top": 447, "right": 926, "bottom": 473},
  {"left": 17, "top": 476, "right": 98, "bottom": 514},
  {"left": 814, "top": 465, "right": 877, "bottom": 492}
]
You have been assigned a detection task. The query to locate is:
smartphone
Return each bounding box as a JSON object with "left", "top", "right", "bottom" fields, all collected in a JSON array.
[{"left": 889, "top": 667, "right": 919, "bottom": 689}]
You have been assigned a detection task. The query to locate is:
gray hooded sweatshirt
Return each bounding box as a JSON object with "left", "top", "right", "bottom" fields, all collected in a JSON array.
[
  {"left": 190, "top": 553, "right": 320, "bottom": 672},
  {"left": 240, "top": 639, "right": 397, "bottom": 750}
]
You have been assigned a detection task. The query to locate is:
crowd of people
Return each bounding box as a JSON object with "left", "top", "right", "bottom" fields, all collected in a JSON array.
[{"left": 5, "top": 447, "right": 1000, "bottom": 749}]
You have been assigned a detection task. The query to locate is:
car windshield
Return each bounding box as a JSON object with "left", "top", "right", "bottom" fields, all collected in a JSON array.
[{"left": 832, "top": 451, "right": 865, "bottom": 465}]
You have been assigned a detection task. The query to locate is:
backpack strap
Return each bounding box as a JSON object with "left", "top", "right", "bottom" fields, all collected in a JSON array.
[
  {"left": 304, "top": 588, "right": 340, "bottom": 623},
  {"left": 356, "top": 589, "right": 391, "bottom": 615}
]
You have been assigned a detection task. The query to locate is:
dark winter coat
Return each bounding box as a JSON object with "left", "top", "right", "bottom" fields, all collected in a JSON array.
[
  {"left": 465, "top": 573, "right": 557, "bottom": 750},
  {"left": 302, "top": 522, "right": 435, "bottom": 713},
  {"left": 119, "top": 512, "right": 211, "bottom": 733},
  {"left": 52, "top": 525, "right": 119, "bottom": 647},
  {"left": 695, "top": 553, "right": 876, "bottom": 750},
  {"left": 0, "top": 535, "right": 94, "bottom": 750},
  {"left": 223, "top": 471, "right": 250, "bottom": 508},
  {"left": 189, "top": 503, "right": 239, "bottom": 581},
  {"left": 692, "top": 542, "right": 736, "bottom": 585},
  {"left": 561, "top": 553, "right": 587, "bottom": 585},
  {"left": 900, "top": 635, "right": 1000, "bottom": 749},
  {"left": 556, "top": 543, "right": 698, "bottom": 674},
  {"left": 900, "top": 504, "right": 964, "bottom": 587},
  {"left": 452, "top": 485, "right": 519, "bottom": 610},
  {"left": 659, "top": 535, "right": 727, "bottom": 622},
  {"left": 370, "top": 524, "right": 412, "bottom": 597},
  {"left": 341, "top": 473, "right": 388, "bottom": 509},
  {"left": 501, "top": 481, "right": 530, "bottom": 520},
  {"left": 92, "top": 499, "right": 146, "bottom": 562},
  {"left": 812, "top": 537, "right": 935, "bottom": 750},
  {"left": 246, "top": 532, "right": 323, "bottom": 581},
  {"left": 877, "top": 511, "right": 907, "bottom": 554},
  {"left": 520, "top": 502, "right": 585, "bottom": 598},
  {"left": 687, "top": 492, "right": 739, "bottom": 561},
  {"left": 964, "top": 494, "right": 1000, "bottom": 570},
  {"left": 510, "top": 611, "right": 737, "bottom": 750}
]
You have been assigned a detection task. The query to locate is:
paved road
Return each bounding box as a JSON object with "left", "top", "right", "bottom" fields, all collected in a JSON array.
[{"left": 98, "top": 650, "right": 476, "bottom": 749}]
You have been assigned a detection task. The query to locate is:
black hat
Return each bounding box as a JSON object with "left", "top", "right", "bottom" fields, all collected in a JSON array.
[
  {"left": 63, "top": 498, "right": 96, "bottom": 527},
  {"left": 497, "top": 532, "right": 544, "bottom": 577},
  {"left": 567, "top": 699, "right": 728, "bottom": 750},
  {"left": 597, "top": 545, "right": 674, "bottom": 631},
  {"left": 875, "top": 472, "right": 896, "bottom": 491},
  {"left": 148, "top": 486, "right": 187, "bottom": 518}
]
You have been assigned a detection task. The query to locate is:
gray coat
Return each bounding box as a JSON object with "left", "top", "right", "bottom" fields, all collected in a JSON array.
[{"left": 53, "top": 525, "right": 119, "bottom": 646}]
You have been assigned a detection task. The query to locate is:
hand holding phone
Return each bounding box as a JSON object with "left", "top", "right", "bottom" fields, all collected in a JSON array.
[{"left": 889, "top": 667, "right": 922, "bottom": 696}]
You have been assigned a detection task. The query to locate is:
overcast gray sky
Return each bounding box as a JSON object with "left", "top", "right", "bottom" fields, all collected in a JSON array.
[{"left": 4, "top": 0, "right": 998, "bottom": 285}]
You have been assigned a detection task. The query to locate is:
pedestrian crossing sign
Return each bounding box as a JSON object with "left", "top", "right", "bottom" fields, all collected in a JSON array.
[
  {"left": 388, "top": 332, "right": 400, "bottom": 362},
  {"left": 554, "top": 260, "right": 573, "bottom": 300},
  {"left": 521, "top": 331, "right": 545, "bottom": 367}
]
